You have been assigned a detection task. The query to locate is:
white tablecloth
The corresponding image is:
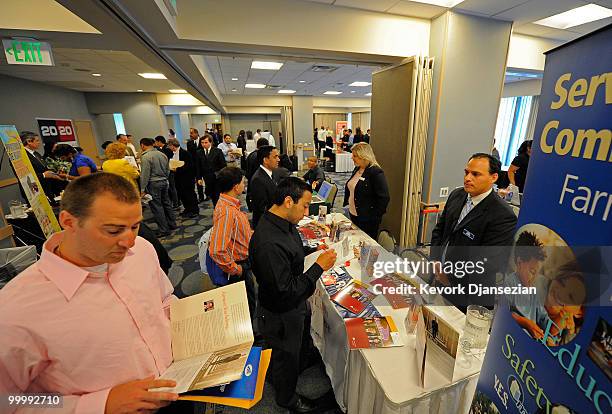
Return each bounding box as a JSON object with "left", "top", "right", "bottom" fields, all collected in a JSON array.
[
  {"left": 336, "top": 152, "right": 354, "bottom": 172},
  {"left": 307, "top": 214, "right": 482, "bottom": 414}
]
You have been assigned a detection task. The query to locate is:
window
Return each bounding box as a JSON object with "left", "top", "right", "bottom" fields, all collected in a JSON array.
[
  {"left": 494, "top": 96, "right": 534, "bottom": 167},
  {"left": 113, "top": 113, "right": 126, "bottom": 135}
]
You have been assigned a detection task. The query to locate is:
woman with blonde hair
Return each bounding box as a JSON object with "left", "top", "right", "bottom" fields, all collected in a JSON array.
[
  {"left": 102, "top": 142, "right": 139, "bottom": 190},
  {"left": 343, "top": 142, "right": 390, "bottom": 238}
]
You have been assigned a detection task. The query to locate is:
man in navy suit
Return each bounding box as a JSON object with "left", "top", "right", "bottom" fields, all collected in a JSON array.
[
  {"left": 248, "top": 145, "right": 280, "bottom": 228},
  {"left": 431, "top": 153, "right": 517, "bottom": 310}
]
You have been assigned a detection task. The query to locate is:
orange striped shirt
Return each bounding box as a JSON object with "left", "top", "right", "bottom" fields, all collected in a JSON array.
[{"left": 209, "top": 193, "right": 253, "bottom": 275}]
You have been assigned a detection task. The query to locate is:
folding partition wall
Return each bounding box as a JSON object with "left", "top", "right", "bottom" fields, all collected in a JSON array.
[{"left": 370, "top": 56, "right": 434, "bottom": 248}]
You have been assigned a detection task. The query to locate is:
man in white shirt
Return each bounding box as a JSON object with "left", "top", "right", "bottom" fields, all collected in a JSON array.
[
  {"left": 261, "top": 130, "right": 276, "bottom": 147},
  {"left": 218, "top": 134, "right": 239, "bottom": 166},
  {"left": 253, "top": 129, "right": 262, "bottom": 141}
]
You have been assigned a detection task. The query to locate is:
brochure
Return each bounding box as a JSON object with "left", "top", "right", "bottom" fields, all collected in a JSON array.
[{"left": 345, "top": 316, "right": 403, "bottom": 349}]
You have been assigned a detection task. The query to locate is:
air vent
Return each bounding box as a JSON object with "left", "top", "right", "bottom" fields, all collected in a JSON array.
[
  {"left": 73, "top": 68, "right": 91, "bottom": 72},
  {"left": 266, "top": 85, "right": 282, "bottom": 89},
  {"left": 311, "top": 65, "right": 338, "bottom": 72}
]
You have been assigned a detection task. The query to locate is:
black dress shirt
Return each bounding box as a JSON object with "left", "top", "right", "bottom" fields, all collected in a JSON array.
[{"left": 249, "top": 211, "right": 321, "bottom": 313}]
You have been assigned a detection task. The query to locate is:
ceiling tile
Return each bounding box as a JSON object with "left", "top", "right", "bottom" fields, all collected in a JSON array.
[
  {"left": 333, "top": 0, "right": 400, "bottom": 13},
  {"left": 387, "top": 1, "right": 446, "bottom": 18},
  {"left": 493, "top": 0, "right": 588, "bottom": 25},
  {"left": 456, "top": 0, "right": 530, "bottom": 17}
]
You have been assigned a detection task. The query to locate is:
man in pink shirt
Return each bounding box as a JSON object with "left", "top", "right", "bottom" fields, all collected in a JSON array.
[{"left": 0, "top": 173, "right": 180, "bottom": 413}]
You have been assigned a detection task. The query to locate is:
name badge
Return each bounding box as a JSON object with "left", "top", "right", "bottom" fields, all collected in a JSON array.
[
  {"left": 463, "top": 228, "right": 475, "bottom": 240},
  {"left": 359, "top": 177, "right": 366, "bottom": 181}
]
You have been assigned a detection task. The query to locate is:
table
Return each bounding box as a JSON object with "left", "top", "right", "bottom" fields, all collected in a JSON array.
[
  {"left": 305, "top": 214, "right": 483, "bottom": 414},
  {"left": 335, "top": 152, "right": 355, "bottom": 172}
]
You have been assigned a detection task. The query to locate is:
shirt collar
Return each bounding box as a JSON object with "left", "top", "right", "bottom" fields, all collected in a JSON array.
[
  {"left": 469, "top": 188, "right": 492, "bottom": 207},
  {"left": 37, "top": 232, "right": 134, "bottom": 301},
  {"left": 263, "top": 211, "right": 294, "bottom": 233},
  {"left": 25, "top": 147, "right": 36, "bottom": 155},
  {"left": 260, "top": 165, "right": 273, "bottom": 178},
  {"left": 219, "top": 193, "right": 241, "bottom": 208}
]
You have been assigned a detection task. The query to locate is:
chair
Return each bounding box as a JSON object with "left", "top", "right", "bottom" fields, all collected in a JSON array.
[{"left": 377, "top": 229, "right": 397, "bottom": 254}]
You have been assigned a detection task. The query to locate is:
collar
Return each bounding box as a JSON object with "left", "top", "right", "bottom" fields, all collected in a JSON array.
[
  {"left": 218, "top": 193, "right": 241, "bottom": 208},
  {"left": 469, "top": 188, "right": 492, "bottom": 207},
  {"left": 25, "top": 147, "right": 36, "bottom": 155},
  {"left": 263, "top": 210, "right": 294, "bottom": 233},
  {"left": 141, "top": 148, "right": 154, "bottom": 155},
  {"left": 37, "top": 232, "right": 134, "bottom": 301},
  {"left": 260, "top": 165, "right": 273, "bottom": 178}
]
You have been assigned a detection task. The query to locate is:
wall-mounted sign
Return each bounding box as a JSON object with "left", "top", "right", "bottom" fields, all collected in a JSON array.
[
  {"left": 36, "top": 118, "right": 78, "bottom": 157},
  {"left": 2, "top": 39, "right": 54, "bottom": 66}
]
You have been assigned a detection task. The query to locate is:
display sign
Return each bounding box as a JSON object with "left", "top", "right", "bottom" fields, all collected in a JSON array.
[
  {"left": 3, "top": 39, "right": 54, "bottom": 66},
  {"left": 470, "top": 26, "right": 611, "bottom": 414},
  {"left": 335, "top": 121, "right": 348, "bottom": 140},
  {"left": 36, "top": 118, "right": 78, "bottom": 155},
  {"left": 0, "top": 125, "right": 61, "bottom": 238}
]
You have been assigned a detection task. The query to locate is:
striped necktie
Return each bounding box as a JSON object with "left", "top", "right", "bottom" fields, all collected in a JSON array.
[{"left": 456, "top": 195, "right": 474, "bottom": 226}]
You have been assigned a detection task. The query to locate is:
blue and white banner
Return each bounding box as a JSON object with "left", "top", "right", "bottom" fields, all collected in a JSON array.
[{"left": 470, "top": 25, "right": 611, "bottom": 414}]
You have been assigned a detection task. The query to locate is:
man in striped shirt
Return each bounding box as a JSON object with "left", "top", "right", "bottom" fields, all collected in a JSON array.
[{"left": 209, "top": 166, "right": 256, "bottom": 318}]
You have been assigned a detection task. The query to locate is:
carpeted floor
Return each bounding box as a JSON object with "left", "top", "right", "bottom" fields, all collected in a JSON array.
[{"left": 142, "top": 171, "right": 352, "bottom": 413}]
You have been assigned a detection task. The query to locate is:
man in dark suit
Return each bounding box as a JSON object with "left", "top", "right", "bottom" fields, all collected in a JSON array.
[
  {"left": 245, "top": 137, "right": 269, "bottom": 183},
  {"left": 167, "top": 138, "right": 199, "bottom": 218},
  {"left": 431, "top": 153, "right": 517, "bottom": 310},
  {"left": 155, "top": 135, "right": 179, "bottom": 208},
  {"left": 187, "top": 127, "right": 205, "bottom": 203},
  {"left": 303, "top": 156, "right": 325, "bottom": 191},
  {"left": 20, "top": 131, "right": 66, "bottom": 200},
  {"left": 195, "top": 134, "right": 226, "bottom": 206},
  {"left": 248, "top": 145, "right": 280, "bottom": 228}
]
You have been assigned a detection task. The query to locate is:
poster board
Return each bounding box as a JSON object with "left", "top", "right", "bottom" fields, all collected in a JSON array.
[
  {"left": 0, "top": 125, "right": 61, "bottom": 238},
  {"left": 36, "top": 118, "right": 78, "bottom": 156}
]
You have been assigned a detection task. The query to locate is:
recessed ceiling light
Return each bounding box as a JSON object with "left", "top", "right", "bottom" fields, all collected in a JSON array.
[
  {"left": 349, "top": 81, "right": 371, "bottom": 87},
  {"left": 138, "top": 73, "right": 167, "bottom": 79},
  {"left": 409, "top": 0, "right": 465, "bottom": 7},
  {"left": 137, "top": 89, "right": 143, "bottom": 92},
  {"left": 534, "top": 3, "right": 612, "bottom": 29},
  {"left": 245, "top": 83, "right": 266, "bottom": 89},
  {"left": 231, "top": 77, "right": 238, "bottom": 81},
  {"left": 231, "top": 88, "right": 237, "bottom": 92},
  {"left": 298, "top": 80, "right": 306, "bottom": 83},
  {"left": 251, "top": 61, "right": 283, "bottom": 70},
  {"left": 365, "top": 92, "right": 372, "bottom": 96},
  {"left": 324, "top": 91, "right": 342, "bottom": 95},
  {"left": 169, "top": 89, "right": 187, "bottom": 93},
  {"left": 350, "top": 91, "right": 356, "bottom": 93},
  {"left": 278, "top": 89, "right": 296, "bottom": 94},
  {"left": 92, "top": 73, "right": 102, "bottom": 77}
]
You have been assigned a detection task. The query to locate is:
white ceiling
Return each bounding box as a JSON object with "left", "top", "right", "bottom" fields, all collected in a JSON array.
[
  {"left": 203, "top": 55, "right": 378, "bottom": 97},
  {"left": 0, "top": 48, "right": 180, "bottom": 93},
  {"left": 295, "top": 0, "right": 612, "bottom": 40}
]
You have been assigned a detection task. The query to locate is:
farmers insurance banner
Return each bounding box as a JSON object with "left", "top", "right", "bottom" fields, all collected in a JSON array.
[
  {"left": 0, "top": 125, "right": 61, "bottom": 238},
  {"left": 470, "top": 26, "right": 611, "bottom": 414}
]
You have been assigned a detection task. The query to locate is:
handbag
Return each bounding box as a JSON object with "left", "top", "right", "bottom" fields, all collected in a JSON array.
[{"left": 205, "top": 220, "right": 239, "bottom": 287}]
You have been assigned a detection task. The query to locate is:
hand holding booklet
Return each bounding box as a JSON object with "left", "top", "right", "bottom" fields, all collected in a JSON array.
[{"left": 157, "top": 282, "right": 254, "bottom": 394}]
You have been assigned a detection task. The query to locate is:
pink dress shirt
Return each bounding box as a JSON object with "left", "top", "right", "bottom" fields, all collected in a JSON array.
[{"left": 0, "top": 232, "right": 175, "bottom": 414}]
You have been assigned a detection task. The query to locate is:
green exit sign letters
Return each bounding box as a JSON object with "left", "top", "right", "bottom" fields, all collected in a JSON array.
[{"left": 3, "top": 39, "right": 54, "bottom": 66}]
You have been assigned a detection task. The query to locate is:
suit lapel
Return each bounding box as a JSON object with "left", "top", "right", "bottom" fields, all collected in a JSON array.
[{"left": 453, "top": 192, "right": 493, "bottom": 233}]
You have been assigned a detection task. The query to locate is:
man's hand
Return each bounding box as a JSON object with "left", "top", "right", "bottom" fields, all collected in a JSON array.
[
  {"left": 316, "top": 249, "right": 337, "bottom": 271},
  {"left": 197, "top": 179, "right": 203, "bottom": 186},
  {"left": 105, "top": 376, "right": 178, "bottom": 414}
]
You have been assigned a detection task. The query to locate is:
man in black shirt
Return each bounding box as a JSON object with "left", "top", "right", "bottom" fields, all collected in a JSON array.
[
  {"left": 187, "top": 128, "right": 205, "bottom": 202},
  {"left": 249, "top": 177, "right": 337, "bottom": 413}
]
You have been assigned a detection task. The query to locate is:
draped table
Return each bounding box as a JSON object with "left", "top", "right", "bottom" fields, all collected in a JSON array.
[{"left": 304, "top": 214, "right": 483, "bottom": 414}]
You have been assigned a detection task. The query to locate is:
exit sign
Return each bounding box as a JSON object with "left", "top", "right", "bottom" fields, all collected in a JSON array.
[{"left": 3, "top": 39, "right": 54, "bottom": 66}]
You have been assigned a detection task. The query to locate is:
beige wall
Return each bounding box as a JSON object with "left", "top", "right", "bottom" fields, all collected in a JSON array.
[{"left": 502, "top": 79, "right": 542, "bottom": 97}]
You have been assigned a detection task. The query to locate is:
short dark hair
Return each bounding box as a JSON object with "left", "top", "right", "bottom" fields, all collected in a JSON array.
[
  {"left": 61, "top": 172, "right": 140, "bottom": 219},
  {"left": 20, "top": 131, "right": 38, "bottom": 146},
  {"left": 169, "top": 128, "right": 175, "bottom": 136},
  {"left": 223, "top": 133, "right": 231, "bottom": 139},
  {"left": 101, "top": 140, "right": 113, "bottom": 150},
  {"left": 53, "top": 144, "right": 76, "bottom": 157},
  {"left": 256, "top": 129, "right": 261, "bottom": 133},
  {"left": 140, "top": 137, "right": 155, "bottom": 147},
  {"left": 272, "top": 177, "right": 312, "bottom": 205},
  {"left": 256, "top": 138, "right": 269, "bottom": 148},
  {"left": 190, "top": 127, "right": 199, "bottom": 135},
  {"left": 116, "top": 134, "right": 126, "bottom": 140},
  {"left": 514, "top": 231, "right": 546, "bottom": 262},
  {"left": 257, "top": 145, "right": 276, "bottom": 165},
  {"left": 155, "top": 135, "right": 166, "bottom": 144},
  {"left": 217, "top": 167, "right": 244, "bottom": 193},
  {"left": 200, "top": 134, "right": 213, "bottom": 145},
  {"left": 469, "top": 153, "right": 501, "bottom": 175}
]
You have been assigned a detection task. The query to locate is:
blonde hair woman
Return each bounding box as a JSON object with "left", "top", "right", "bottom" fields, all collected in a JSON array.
[
  {"left": 102, "top": 142, "right": 139, "bottom": 190},
  {"left": 343, "top": 142, "right": 390, "bottom": 238}
]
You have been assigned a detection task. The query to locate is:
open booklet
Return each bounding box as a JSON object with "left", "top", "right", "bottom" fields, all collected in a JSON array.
[{"left": 157, "top": 282, "right": 254, "bottom": 394}]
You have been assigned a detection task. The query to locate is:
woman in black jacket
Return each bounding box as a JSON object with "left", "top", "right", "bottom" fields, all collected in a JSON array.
[{"left": 343, "top": 142, "right": 390, "bottom": 239}]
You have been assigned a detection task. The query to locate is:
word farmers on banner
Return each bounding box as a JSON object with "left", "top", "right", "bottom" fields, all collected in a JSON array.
[
  {"left": 470, "top": 26, "right": 611, "bottom": 414},
  {"left": 0, "top": 125, "right": 61, "bottom": 238}
]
